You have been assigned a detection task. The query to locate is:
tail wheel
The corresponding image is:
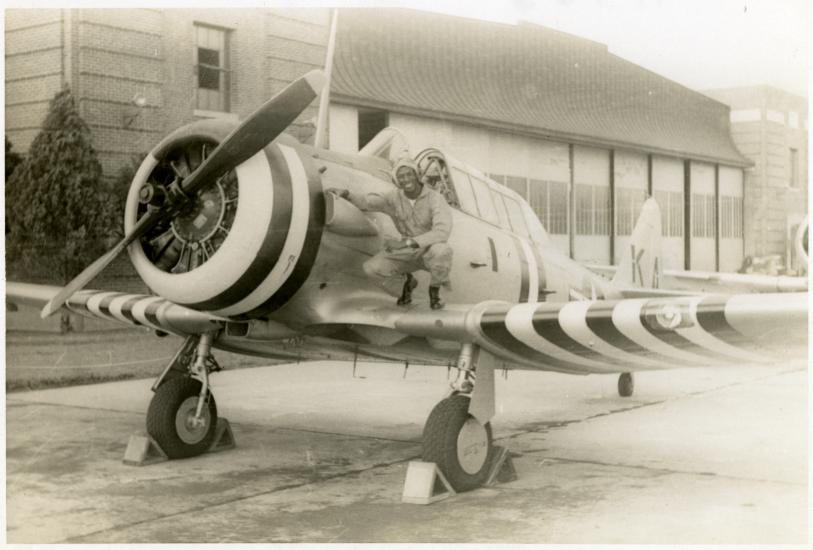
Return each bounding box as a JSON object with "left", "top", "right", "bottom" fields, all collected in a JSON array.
[
  {"left": 422, "top": 394, "right": 493, "bottom": 492},
  {"left": 618, "top": 372, "right": 634, "bottom": 397},
  {"left": 146, "top": 377, "right": 218, "bottom": 458}
]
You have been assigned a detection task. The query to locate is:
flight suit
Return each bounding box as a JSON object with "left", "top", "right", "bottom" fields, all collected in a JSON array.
[{"left": 347, "top": 184, "right": 454, "bottom": 287}]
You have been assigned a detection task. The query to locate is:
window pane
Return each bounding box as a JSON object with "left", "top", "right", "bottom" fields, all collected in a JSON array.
[
  {"left": 198, "top": 65, "right": 220, "bottom": 90},
  {"left": 593, "top": 185, "right": 610, "bottom": 235},
  {"left": 503, "top": 195, "right": 529, "bottom": 237},
  {"left": 470, "top": 177, "right": 500, "bottom": 225},
  {"left": 450, "top": 167, "right": 478, "bottom": 216},
  {"left": 505, "top": 175, "right": 527, "bottom": 198},
  {"left": 198, "top": 47, "right": 220, "bottom": 67},
  {"left": 491, "top": 189, "right": 511, "bottom": 230},
  {"left": 548, "top": 182, "right": 568, "bottom": 235},
  {"left": 527, "top": 179, "right": 548, "bottom": 228},
  {"left": 576, "top": 184, "right": 593, "bottom": 235}
]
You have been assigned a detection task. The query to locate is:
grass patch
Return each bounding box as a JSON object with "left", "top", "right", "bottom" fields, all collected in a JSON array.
[{"left": 6, "top": 329, "right": 276, "bottom": 392}]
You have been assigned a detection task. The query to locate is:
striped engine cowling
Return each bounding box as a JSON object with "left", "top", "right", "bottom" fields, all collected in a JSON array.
[{"left": 125, "top": 120, "right": 325, "bottom": 320}]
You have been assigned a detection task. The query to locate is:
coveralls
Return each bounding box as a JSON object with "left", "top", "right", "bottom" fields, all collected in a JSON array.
[{"left": 347, "top": 184, "right": 454, "bottom": 287}]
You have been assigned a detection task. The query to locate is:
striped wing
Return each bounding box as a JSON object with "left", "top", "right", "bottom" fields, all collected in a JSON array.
[
  {"left": 395, "top": 293, "right": 808, "bottom": 374},
  {"left": 7, "top": 282, "right": 225, "bottom": 336}
]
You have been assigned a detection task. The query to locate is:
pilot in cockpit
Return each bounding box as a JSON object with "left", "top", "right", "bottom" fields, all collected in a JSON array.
[{"left": 328, "top": 158, "right": 453, "bottom": 310}]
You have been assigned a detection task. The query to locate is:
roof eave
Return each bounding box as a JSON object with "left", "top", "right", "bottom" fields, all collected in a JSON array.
[{"left": 332, "top": 94, "right": 753, "bottom": 168}]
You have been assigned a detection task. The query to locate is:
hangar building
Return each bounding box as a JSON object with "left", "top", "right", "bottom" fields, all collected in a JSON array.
[{"left": 328, "top": 9, "right": 751, "bottom": 271}]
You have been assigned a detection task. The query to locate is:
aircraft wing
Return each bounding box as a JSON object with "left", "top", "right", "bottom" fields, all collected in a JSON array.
[
  {"left": 391, "top": 293, "right": 808, "bottom": 374},
  {"left": 589, "top": 264, "right": 808, "bottom": 294},
  {"left": 6, "top": 282, "right": 226, "bottom": 336}
]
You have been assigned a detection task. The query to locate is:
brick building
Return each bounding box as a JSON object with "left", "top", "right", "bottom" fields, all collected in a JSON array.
[
  {"left": 5, "top": 8, "right": 330, "bottom": 178},
  {"left": 703, "top": 86, "right": 808, "bottom": 272}
]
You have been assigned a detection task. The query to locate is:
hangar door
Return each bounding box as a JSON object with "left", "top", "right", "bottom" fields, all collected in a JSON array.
[
  {"left": 652, "top": 156, "right": 685, "bottom": 271},
  {"left": 613, "top": 151, "right": 648, "bottom": 265},
  {"left": 689, "top": 162, "right": 716, "bottom": 271},
  {"left": 718, "top": 166, "right": 744, "bottom": 272},
  {"left": 573, "top": 145, "right": 611, "bottom": 264}
]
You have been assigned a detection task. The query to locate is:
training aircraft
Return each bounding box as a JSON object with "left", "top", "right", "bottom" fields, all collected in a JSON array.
[{"left": 7, "top": 70, "right": 808, "bottom": 492}]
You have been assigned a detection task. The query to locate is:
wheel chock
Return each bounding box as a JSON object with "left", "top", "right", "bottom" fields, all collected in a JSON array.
[
  {"left": 401, "top": 461, "right": 456, "bottom": 505},
  {"left": 123, "top": 432, "right": 168, "bottom": 466},
  {"left": 208, "top": 418, "right": 236, "bottom": 453},
  {"left": 485, "top": 445, "right": 518, "bottom": 486}
]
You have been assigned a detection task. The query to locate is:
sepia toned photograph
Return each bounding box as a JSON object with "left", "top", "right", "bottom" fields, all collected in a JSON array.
[{"left": 4, "top": 0, "right": 808, "bottom": 544}]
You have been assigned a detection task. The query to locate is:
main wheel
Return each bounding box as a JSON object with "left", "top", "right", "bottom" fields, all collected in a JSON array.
[
  {"left": 146, "top": 377, "right": 218, "bottom": 458},
  {"left": 422, "top": 394, "right": 493, "bottom": 492},
  {"left": 618, "top": 372, "right": 634, "bottom": 397}
]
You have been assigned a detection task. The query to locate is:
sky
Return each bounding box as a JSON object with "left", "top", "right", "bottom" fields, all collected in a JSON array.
[{"left": 380, "top": 0, "right": 810, "bottom": 96}]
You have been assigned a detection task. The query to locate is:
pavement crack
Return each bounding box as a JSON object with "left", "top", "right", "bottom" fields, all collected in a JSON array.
[
  {"left": 60, "top": 453, "right": 421, "bottom": 544},
  {"left": 526, "top": 455, "right": 804, "bottom": 486}
]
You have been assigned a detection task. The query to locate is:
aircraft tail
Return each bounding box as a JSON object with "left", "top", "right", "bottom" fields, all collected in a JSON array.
[{"left": 613, "top": 197, "right": 663, "bottom": 288}]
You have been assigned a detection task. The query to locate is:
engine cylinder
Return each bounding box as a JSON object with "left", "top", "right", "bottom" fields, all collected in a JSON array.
[{"left": 125, "top": 120, "right": 325, "bottom": 319}]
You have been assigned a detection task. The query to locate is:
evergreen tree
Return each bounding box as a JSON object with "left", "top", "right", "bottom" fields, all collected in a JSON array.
[
  {"left": 5, "top": 135, "right": 22, "bottom": 179},
  {"left": 6, "top": 86, "right": 117, "bottom": 292}
]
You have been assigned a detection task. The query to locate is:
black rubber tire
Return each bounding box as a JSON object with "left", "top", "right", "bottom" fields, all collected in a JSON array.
[
  {"left": 618, "top": 372, "right": 634, "bottom": 397},
  {"left": 146, "top": 377, "right": 218, "bottom": 459},
  {"left": 422, "top": 394, "right": 493, "bottom": 492}
]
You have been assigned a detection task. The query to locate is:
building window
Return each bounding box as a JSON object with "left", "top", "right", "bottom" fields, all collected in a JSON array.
[
  {"left": 195, "top": 24, "right": 230, "bottom": 112},
  {"left": 358, "top": 110, "right": 388, "bottom": 150},
  {"left": 790, "top": 148, "right": 798, "bottom": 187}
]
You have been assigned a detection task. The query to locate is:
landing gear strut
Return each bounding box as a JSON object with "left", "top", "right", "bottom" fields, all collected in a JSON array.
[
  {"left": 422, "top": 343, "right": 497, "bottom": 492},
  {"left": 146, "top": 332, "right": 221, "bottom": 458}
]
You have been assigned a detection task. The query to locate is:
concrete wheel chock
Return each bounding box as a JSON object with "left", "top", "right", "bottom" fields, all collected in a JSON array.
[
  {"left": 401, "top": 461, "right": 456, "bottom": 504},
  {"left": 122, "top": 418, "right": 236, "bottom": 466}
]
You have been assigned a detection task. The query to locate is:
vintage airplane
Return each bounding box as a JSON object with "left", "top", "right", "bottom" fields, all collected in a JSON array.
[{"left": 7, "top": 70, "right": 808, "bottom": 492}]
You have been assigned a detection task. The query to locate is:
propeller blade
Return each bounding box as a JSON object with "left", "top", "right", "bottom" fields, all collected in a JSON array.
[
  {"left": 40, "top": 209, "right": 163, "bottom": 318},
  {"left": 176, "top": 69, "right": 326, "bottom": 199},
  {"left": 40, "top": 70, "right": 326, "bottom": 318}
]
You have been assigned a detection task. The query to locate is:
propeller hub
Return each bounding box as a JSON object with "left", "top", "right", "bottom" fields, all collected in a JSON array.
[{"left": 172, "top": 179, "right": 228, "bottom": 245}]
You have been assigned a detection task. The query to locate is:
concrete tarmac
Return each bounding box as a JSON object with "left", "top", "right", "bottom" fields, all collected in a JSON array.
[{"left": 5, "top": 359, "right": 808, "bottom": 543}]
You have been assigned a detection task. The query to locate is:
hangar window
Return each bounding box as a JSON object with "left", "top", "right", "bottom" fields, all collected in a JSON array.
[
  {"left": 720, "top": 195, "right": 743, "bottom": 238},
  {"left": 575, "top": 184, "right": 609, "bottom": 235},
  {"left": 505, "top": 175, "right": 528, "bottom": 199},
  {"left": 654, "top": 190, "right": 684, "bottom": 237},
  {"left": 615, "top": 187, "right": 646, "bottom": 236},
  {"left": 195, "top": 24, "right": 231, "bottom": 112},
  {"left": 691, "top": 193, "right": 716, "bottom": 238},
  {"left": 527, "top": 179, "right": 568, "bottom": 235}
]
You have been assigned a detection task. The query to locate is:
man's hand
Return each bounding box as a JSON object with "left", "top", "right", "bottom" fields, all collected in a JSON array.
[
  {"left": 384, "top": 238, "right": 418, "bottom": 253},
  {"left": 325, "top": 187, "right": 349, "bottom": 200}
]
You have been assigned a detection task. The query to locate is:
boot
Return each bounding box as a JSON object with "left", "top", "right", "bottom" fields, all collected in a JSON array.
[
  {"left": 429, "top": 285, "right": 444, "bottom": 310},
  {"left": 397, "top": 273, "right": 418, "bottom": 306}
]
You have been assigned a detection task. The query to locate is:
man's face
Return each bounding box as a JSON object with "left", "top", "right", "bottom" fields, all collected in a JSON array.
[{"left": 396, "top": 167, "right": 420, "bottom": 194}]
